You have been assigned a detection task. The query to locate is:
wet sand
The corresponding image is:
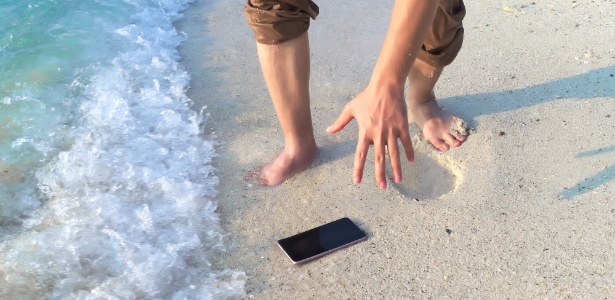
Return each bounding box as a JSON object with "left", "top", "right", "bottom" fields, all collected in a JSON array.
[{"left": 177, "top": 0, "right": 615, "bottom": 298}]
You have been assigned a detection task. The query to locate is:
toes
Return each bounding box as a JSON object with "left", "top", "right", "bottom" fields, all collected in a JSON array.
[
  {"left": 429, "top": 137, "right": 450, "bottom": 151},
  {"left": 243, "top": 170, "right": 268, "bottom": 186},
  {"left": 243, "top": 170, "right": 260, "bottom": 180},
  {"left": 449, "top": 117, "right": 470, "bottom": 141},
  {"left": 442, "top": 132, "right": 461, "bottom": 148},
  {"left": 450, "top": 128, "right": 468, "bottom": 142}
]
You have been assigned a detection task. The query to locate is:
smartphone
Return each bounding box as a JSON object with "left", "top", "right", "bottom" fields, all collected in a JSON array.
[{"left": 277, "top": 217, "right": 367, "bottom": 264}]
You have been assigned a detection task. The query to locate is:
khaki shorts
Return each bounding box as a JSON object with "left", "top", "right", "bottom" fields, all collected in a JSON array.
[{"left": 244, "top": 0, "right": 465, "bottom": 67}]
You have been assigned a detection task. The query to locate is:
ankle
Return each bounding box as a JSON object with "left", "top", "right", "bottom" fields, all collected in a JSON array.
[
  {"left": 284, "top": 136, "right": 316, "bottom": 154},
  {"left": 407, "top": 88, "right": 436, "bottom": 106}
]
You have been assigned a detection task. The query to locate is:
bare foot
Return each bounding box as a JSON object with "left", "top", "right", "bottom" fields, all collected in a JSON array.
[
  {"left": 244, "top": 143, "right": 317, "bottom": 186},
  {"left": 249, "top": 33, "right": 317, "bottom": 186},
  {"left": 409, "top": 96, "right": 468, "bottom": 151}
]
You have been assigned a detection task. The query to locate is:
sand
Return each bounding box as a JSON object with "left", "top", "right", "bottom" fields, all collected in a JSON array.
[{"left": 177, "top": 0, "right": 615, "bottom": 298}]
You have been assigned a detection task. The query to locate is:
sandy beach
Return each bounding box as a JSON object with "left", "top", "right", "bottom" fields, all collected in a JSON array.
[{"left": 177, "top": 0, "right": 615, "bottom": 298}]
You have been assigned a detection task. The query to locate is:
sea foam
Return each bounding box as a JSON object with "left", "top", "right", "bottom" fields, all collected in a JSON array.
[{"left": 0, "top": 0, "right": 245, "bottom": 298}]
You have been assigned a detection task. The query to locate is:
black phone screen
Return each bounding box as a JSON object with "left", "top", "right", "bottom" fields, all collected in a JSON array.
[{"left": 277, "top": 217, "right": 367, "bottom": 264}]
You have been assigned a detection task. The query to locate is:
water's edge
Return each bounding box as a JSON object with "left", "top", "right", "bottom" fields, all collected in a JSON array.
[{"left": 0, "top": 0, "right": 245, "bottom": 298}]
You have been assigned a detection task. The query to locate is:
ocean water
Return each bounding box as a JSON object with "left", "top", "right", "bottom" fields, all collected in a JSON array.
[{"left": 0, "top": 0, "right": 245, "bottom": 298}]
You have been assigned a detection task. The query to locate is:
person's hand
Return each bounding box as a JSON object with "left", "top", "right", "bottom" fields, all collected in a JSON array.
[{"left": 326, "top": 83, "right": 414, "bottom": 189}]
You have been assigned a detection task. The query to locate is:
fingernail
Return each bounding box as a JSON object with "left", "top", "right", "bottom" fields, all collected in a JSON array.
[
  {"left": 395, "top": 175, "right": 401, "bottom": 183},
  {"left": 379, "top": 181, "right": 386, "bottom": 189},
  {"left": 353, "top": 176, "right": 360, "bottom": 184},
  {"left": 326, "top": 126, "right": 332, "bottom": 133}
]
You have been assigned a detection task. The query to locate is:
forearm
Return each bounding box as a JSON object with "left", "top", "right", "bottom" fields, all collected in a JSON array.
[{"left": 370, "top": 0, "right": 439, "bottom": 90}]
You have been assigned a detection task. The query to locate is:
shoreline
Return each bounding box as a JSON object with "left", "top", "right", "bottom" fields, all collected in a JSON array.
[{"left": 177, "top": 0, "right": 615, "bottom": 298}]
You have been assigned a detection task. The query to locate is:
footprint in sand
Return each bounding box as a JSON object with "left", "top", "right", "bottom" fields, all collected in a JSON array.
[{"left": 388, "top": 139, "right": 463, "bottom": 201}]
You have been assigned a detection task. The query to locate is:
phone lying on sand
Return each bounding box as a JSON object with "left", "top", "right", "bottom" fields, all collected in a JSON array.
[{"left": 277, "top": 217, "right": 367, "bottom": 264}]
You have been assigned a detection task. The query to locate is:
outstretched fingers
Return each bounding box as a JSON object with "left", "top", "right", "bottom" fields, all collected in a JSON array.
[
  {"left": 327, "top": 105, "right": 354, "bottom": 134},
  {"left": 387, "top": 134, "right": 402, "bottom": 183},
  {"left": 355, "top": 134, "right": 410, "bottom": 188},
  {"left": 353, "top": 138, "right": 369, "bottom": 184},
  {"left": 373, "top": 140, "right": 387, "bottom": 189},
  {"left": 399, "top": 129, "right": 415, "bottom": 162}
]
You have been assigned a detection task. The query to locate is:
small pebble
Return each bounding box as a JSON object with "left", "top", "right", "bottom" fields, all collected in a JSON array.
[
  {"left": 499, "top": 131, "right": 506, "bottom": 136},
  {"left": 445, "top": 228, "right": 453, "bottom": 235}
]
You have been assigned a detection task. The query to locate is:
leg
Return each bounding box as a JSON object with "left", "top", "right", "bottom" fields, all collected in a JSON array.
[
  {"left": 253, "top": 32, "right": 317, "bottom": 186},
  {"left": 243, "top": 0, "right": 320, "bottom": 186},
  {"left": 407, "top": 59, "right": 466, "bottom": 151},
  {"left": 408, "top": 0, "right": 468, "bottom": 151}
]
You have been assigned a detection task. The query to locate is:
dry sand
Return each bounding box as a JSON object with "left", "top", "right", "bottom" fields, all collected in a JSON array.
[{"left": 177, "top": 0, "right": 615, "bottom": 298}]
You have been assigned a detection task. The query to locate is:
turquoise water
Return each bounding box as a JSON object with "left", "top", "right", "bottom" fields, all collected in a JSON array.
[{"left": 0, "top": 0, "right": 244, "bottom": 298}]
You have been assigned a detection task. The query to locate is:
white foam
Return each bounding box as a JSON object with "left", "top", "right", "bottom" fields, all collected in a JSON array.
[{"left": 0, "top": 0, "right": 245, "bottom": 298}]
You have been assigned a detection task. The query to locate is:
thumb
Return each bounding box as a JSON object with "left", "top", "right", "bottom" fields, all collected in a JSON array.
[{"left": 326, "top": 106, "right": 354, "bottom": 134}]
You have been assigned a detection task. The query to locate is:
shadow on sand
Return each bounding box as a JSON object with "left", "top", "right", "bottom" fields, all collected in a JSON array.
[
  {"left": 438, "top": 66, "right": 614, "bottom": 200},
  {"left": 558, "top": 146, "right": 615, "bottom": 199}
]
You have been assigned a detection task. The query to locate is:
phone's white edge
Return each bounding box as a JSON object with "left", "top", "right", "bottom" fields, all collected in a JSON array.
[{"left": 278, "top": 235, "right": 368, "bottom": 265}]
